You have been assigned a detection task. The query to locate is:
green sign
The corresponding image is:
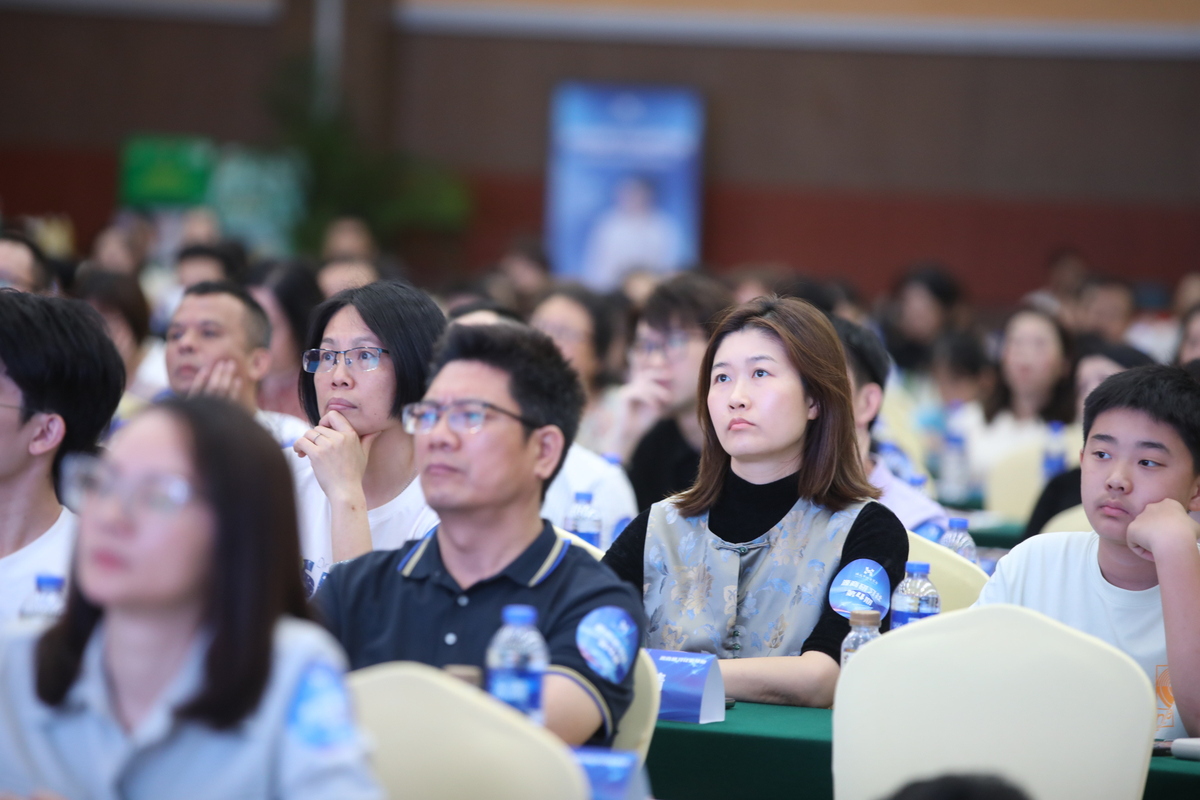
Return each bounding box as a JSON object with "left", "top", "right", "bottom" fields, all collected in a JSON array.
[{"left": 120, "top": 136, "right": 216, "bottom": 207}]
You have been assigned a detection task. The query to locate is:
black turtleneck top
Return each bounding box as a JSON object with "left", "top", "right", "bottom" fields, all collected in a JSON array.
[{"left": 602, "top": 469, "right": 908, "bottom": 662}]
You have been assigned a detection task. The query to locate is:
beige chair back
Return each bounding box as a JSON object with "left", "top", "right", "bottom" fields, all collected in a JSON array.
[
  {"left": 1040, "top": 503, "right": 1091, "bottom": 534},
  {"left": 906, "top": 532, "right": 989, "bottom": 612},
  {"left": 348, "top": 661, "right": 588, "bottom": 800},
  {"left": 833, "top": 605, "right": 1155, "bottom": 800},
  {"left": 983, "top": 436, "right": 1081, "bottom": 522}
]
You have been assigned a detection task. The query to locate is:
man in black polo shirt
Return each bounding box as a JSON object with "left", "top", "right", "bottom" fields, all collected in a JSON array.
[{"left": 314, "top": 324, "right": 645, "bottom": 747}]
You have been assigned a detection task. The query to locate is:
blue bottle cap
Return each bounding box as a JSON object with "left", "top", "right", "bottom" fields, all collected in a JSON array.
[
  {"left": 905, "top": 561, "right": 931, "bottom": 575},
  {"left": 35, "top": 575, "right": 65, "bottom": 592},
  {"left": 949, "top": 517, "right": 968, "bottom": 530},
  {"left": 574, "top": 492, "right": 593, "bottom": 503},
  {"left": 502, "top": 604, "right": 538, "bottom": 626},
  {"left": 1049, "top": 420, "right": 1065, "bottom": 433}
]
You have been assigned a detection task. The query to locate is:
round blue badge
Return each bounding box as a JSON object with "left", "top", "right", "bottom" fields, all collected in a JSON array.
[
  {"left": 576, "top": 606, "right": 639, "bottom": 684},
  {"left": 828, "top": 559, "right": 891, "bottom": 619},
  {"left": 288, "top": 661, "right": 356, "bottom": 749}
]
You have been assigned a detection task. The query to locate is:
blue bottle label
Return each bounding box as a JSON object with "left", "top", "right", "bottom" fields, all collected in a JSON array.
[
  {"left": 890, "top": 609, "right": 935, "bottom": 629},
  {"left": 575, "top": 530, "right": 601, "bottom": 547},
  {"left": 488, "top": 668, "right": 543, "bottom": 715}
]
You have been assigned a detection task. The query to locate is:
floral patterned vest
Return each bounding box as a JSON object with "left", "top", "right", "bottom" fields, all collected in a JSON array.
[{"left": 642, "top": 496, "right": 867, "bottom": 658}]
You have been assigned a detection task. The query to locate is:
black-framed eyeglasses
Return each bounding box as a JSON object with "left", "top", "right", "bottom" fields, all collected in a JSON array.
[
  {"left": 301, "top": 347, "right": 390, "bottom": 374},
  {"left": 401, "top": 399, "right": 542, "bottom": 435}
]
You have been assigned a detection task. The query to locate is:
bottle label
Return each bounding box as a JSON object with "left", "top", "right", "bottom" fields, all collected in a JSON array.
[
  {"left": 488, "top": 668, "right": 543, "bottom": 716},
  {"left": 572, "top": 529, "right": 601, "bottom": 547},
  {"left": 890, "top": 609, "right": 936, "bottom": 629}
]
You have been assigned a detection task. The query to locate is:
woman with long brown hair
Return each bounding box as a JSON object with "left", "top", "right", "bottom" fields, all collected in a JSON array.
[{"left": 603, "top": 297, "right": 908, "bottom": 706}]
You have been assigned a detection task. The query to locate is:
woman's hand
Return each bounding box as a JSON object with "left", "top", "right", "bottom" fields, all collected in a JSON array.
[
  {"left": 602, "top": 368, "right": 674, "bottom": 463},
  {"left": 293, "top": 411, "right": 379, "bottom": 504}
]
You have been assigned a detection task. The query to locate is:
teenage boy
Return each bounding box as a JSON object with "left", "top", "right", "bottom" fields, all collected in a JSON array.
[
  {"left": 0, "top": 290, "right": 124, "bottom": 621},
  {"left": 976, "top": 365, "right": 1200, "bottom": 738},
  {"left": 314, "top": 324, "right": 644, "bottom": 747}
]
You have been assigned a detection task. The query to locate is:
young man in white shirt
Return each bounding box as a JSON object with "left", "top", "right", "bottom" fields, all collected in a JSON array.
[
  {"left": 165, "top": 281, "right": 309, "bottom": 448},
  {"left": 0, "top": 290, "right": 124, "bottom": 621},
  {"left": 976, "top": 365, "right": 1200, "bottom": 739}
]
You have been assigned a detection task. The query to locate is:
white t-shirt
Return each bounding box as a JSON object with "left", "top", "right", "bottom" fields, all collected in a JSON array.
[
  {"left": 976, "top": 530, "right": 1187, "bottom": 739},
  {"left": 287, "top": 451, "right": 439, "bottom": 597},
  {"left": 255, "top": 409, "right": 311, "bottom": 449},
  {"left": 541, "top": 444, "right": 638, "bottom": 550},
  {"left": 0, "top": 508, "right": 76, "bottom": 624}
]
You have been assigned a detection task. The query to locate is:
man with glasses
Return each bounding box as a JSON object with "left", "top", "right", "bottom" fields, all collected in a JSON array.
[
  {"left": 164, "top": 281, "right": 310, "bottom": 447},
  {"left": 313, "top": 324, "right": 645, "bottom": 747},
  {"left": 600, "top": 273, "right": 733, "bottom": 510},
  {"left": 0, "top": 290, "right": 124, "bottom": 621}
]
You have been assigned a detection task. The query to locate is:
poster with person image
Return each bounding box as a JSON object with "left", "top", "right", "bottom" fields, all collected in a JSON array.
[{"left": 547, "top": 82, "right": 704, "bottom": 290}]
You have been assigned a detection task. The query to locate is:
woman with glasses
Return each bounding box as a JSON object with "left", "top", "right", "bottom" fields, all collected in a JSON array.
[
  {"left": 0, "top": 397, "right": 382, "bottom": 798},
  {"left": 602, "top": 297, "right": 908, "bottom": 707},
  {"left": 292, "top": 281, "right": 446, "bottom": 596}
]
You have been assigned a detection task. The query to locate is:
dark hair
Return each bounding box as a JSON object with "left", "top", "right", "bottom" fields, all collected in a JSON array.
[
  {"left": 71, "top": 270, "right": 151, "bottom": 344},
  {"left": 1074, "top": 334, "right": 1155, "bottom": 372},
  {"left": 896, "top": 262, "right": 961, "bottom": 310},
  {"left": 176, "top": 242, "right": 246, "bottom": 283},
  {"left": 36, "top": 397, "right": 311, "bottom": 729},
  {"left": 534, "top": 284, "right": 613, "bottom": 384},
  {"left": 0, "top": 230, "right": 51, "bottom": 292},
  {"left": 1083, "top": 364, "right": 1200, "bottom": 475},
  {"left": 428, "top": 324, "right": 586, "bottom": 488},
  {"left": 832, "top": 316, "right": 891, "bottom": 390},
  {"left": 641, "top": 273, "right": 733, "bottom": 336},
  {"left": 932, "top": 331, "right": 991, "bottom": 379},
  {"left": 886, "top": 775, "right": 1032, "bottom": 800},
  {"left": 246, "top": 260, "right": 324, "bottom": 359},
  {"left": 300, "top": 281, "right": 446, "bottom": 425},
  {"left": 676, "top": 297, "right": 879, "bottom": 516},
  {"left": 984, "top": 307, "right": 1075, "bottom": 425},
  {"left": 0, "top": 290, "right": 124, "bottom": 494},
  {"left": 1080, "top": 275, "right": 1136, "bottom": 310},
  {"left": 182, "top": 281, "right": 272, "bottom": 350}
]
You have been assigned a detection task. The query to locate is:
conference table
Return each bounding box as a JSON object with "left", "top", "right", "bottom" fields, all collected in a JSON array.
[{"left": 644, "top": 702, "right": 1200, "bottom": 800}]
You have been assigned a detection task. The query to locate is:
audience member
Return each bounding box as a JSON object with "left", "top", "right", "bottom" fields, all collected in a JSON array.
[
  {"left": 957, "top": 307, "right": 1074, "bottom": 486},
  {"left": 834, "top": 317, "right": 949, "bottom": 535},
  {"left": 1175, "top": 303, "right": 1200, "bottom": 365},
  {"left": 1021, "top": 337, "right": 1155, "bottom": 540},
  {"left": 603, "top": 297, "right": 907, "bottom": 707},
  {"left": 1074, "top": 276, "right": 1137, "bottom": 345},
  {"left": 883, "top": 263, "right": 963, "bottom": 379},
  {"left": 0, "top": 290, "right": 125, "bottom": 622},
  {"left": 977, "top": 365, "right": 1200, "bottom": 738},
  {"left": 165, "top": 282, "right": 309, "bottom": 447},
  {"left": 1022, "top": 246, "right": 1089, "bottom": 324},
  {"left": 314, "top": 324, "right": 644, "bottom": 746},
  {"left": 321, "top": 216, "right": 378, "bottom": 262},
  {"left": 247, "top": 260, "right": 325, "bottom": 421},
  {"left": 0, "top": 397, "right": 382, "bottom": 797},
  {"left": 602, "top": 273, "right": 733, "bottom": 509},
  {"left": 292, "top": 281, "right": 446, "bottom": 595},
  {"left": 316, "top": 256, "right": 380, "bottom": 299},
  {"left": 494, "top": 234, "right": 553, "bottom": 318},
  {"left": 931, "top": 331, "right": 994, "bottom": 410},
  {"left": 0, "top": 231, "right": 51, "bottom": 294}
]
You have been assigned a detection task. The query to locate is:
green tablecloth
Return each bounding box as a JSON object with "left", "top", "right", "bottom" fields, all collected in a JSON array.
[{"left": 645, "top": 702, "right": 1200, "bottom": 800}]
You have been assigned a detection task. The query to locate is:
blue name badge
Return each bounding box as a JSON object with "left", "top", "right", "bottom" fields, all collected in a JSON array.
[
  {"left": 647, "top": 649, "right": 725, "bottom": 724},
  {"left": 828, "top": 559, "right": 891, "bottom": 619},
  {"left": 572, "top": 747, "right": 650, "bottom": 800}
]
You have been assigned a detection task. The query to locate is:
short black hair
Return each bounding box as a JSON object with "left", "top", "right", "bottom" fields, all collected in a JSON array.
[
  {"left": 71, "top": 270, "right": 151, "bottom": 344},
  {"left": 1083, "top": 364, "right": 1200, "bottom": 475},
  {"left": 428, "top": 324, "right": 585, "bottom": 488},
  {"left": 0, "top": 289, "right": 125, "bottom": 495},
  {"left": 896, "top": 262, "right": 962, "bottom": 310},
  {"left": 642, "top": 273, "right": 733, "bottom": 336},
  {"left": 182, "top": 280, "right": 272, "bottom": 350},
  {"left": 0, "top": 230, "right": 51, "bottom": 292},
  {"left": 1074, "top": 334, "right": 1155, "bottom": 371},
  {"left": 246, "top": 259, "right": 324, "bottom": 359},
  {"left": 176, "top": 242, "right": 246, "bottom": 283},
  {"left": 36, "top": 396, "right": 311, "bottom": 729},
  {"left": 832, "top": 316, "right": 891, "bottom": 390},
  {"left": 300, "top": 281, "right": 446, "bottom": 425},
  {"left": 932, "top": 330, "right": 991, "bottom": 379}
]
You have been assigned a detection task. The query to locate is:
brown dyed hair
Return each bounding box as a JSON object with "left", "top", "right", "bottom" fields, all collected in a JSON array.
[{"left": 675, "top": 296, "right": 879, "bottom": 517}]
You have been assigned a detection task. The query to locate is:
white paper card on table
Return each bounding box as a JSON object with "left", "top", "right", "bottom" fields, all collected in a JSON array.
[{"left": 647, "top": 649, "right": 725, "bottom": 724}]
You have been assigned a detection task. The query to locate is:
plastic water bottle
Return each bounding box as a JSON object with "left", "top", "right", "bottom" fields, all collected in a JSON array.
[
  {"left": 938, "top": 432, "right": 971, "bottom": 506},
  {"left": 565, "top": 492, "right": 603, "bottom": 549},
  {"left": 840, "top": 609, "right": 881, "bottom": 667},
  {"left": 18, "top": 575, "right": 66, "bottom": 623},
  {"left": 486, "top": 605, "right": 550, "bottom": 725},
  {"left": 912, "top": 520, "right": 945, "bottom": 543},
  {"left": 890, "top": 562, "right": 940, "bottom": 629},
  {"left": 1043, "top": 420, "right": 1067, "bottom": 481},
  {"left": 938, "top": 517, "right": 978, "bottom": 565}
]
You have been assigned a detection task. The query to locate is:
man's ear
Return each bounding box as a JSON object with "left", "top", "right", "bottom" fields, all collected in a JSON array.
[
  {"left": 531, "top": 425, "right": 567, "bottom": 483},
  {"left": 1186, "top": 473, "right": 1200, "bottom": 515},
  {"left": 27, "top": 412, "right": 67, "bottom": 458},
  {"left": 247, "top": 347, "right": 272, "bottom": 383}
]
